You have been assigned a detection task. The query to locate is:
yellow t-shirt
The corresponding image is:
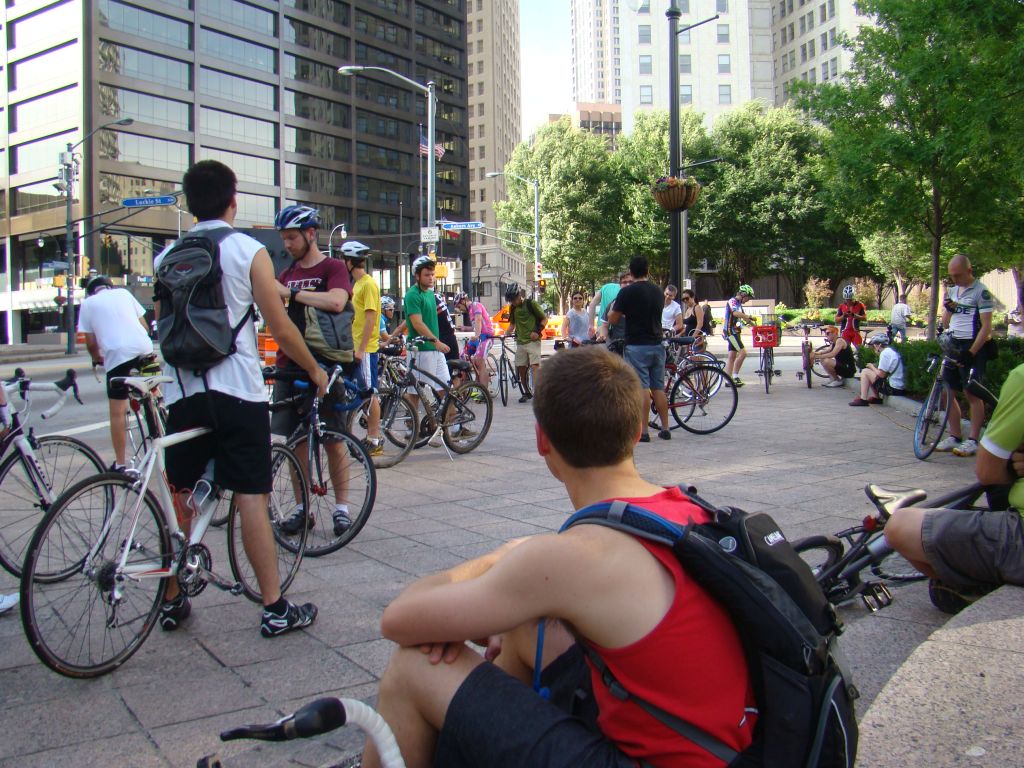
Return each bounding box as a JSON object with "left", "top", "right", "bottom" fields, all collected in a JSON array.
[{"left": 352, "top": 273, "right": 381, "bottom": 354}]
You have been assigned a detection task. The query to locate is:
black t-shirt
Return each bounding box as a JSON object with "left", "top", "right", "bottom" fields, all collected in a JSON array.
[{"left": 612, "top": 280, "right": 663, "bottom": 346}]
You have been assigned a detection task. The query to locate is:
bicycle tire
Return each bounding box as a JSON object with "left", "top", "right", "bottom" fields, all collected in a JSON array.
[
  {"left": 792, "top": 535, "right": 846, "bottom": 583},
  {"left": 762, "top": 347, "right": 773, "bottom": 394},
  {"left": 670, "top": 364, "right": 738, "bottom": 435},
  {"left": 812, "top": 344, "right": 831, "bottom": 379},
  {"left": 913, "top": 378, "right": 949, "bottom": 460},
  {"left": 347, "top": 393, "right": 418, "bottom": 469},
  {"left": 498, "top": 356, "right": 510, "bottom": 407},
  {"left": 803, "top": 344, "right": 813, "bottom": 389},
  {"left": 0, "top": 435, "right": 105, "bottom": 577},
  {"left": 486, "top": 353, "right": 500, "bottom": 399},
  {"left": 282, "top": 430, "right": 376, "bottom": 558},
  {"left": 228, "top": 444, "right": 308, "bottom": 601},
  {"left": 443, "top": 383, "right": 493, "bottom": 454},
  {"left": 679, "top": 353, "right": 724, "bottom": 397},
  {"left": 20, "top": 472, "right": 171, "bottom": 678}
]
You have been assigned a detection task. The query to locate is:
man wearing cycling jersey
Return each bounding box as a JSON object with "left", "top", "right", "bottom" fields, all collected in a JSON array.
[
  {"left": 359, "top": 346, "right": 755, "bottom": 768},
  {"left": 454, "top": 292, "right": 493, "bottom": 389},
  {"left": 886, "top": 362, "right": 1024, "bottom": 614},
  {"left": 343, "top": 241, "right": 383, "bottom": 457},
  {"left": 723, "top": 285, "right": 756, "bottom": 387},
  {"left": 933, "top": 253, "right": 994, "bottom": 457},
  {"left": 77, "top": 274, "right": 154, "bottom": 473},
  {"left": 836, "top": 285, "right": 867, "bottom": 348}
]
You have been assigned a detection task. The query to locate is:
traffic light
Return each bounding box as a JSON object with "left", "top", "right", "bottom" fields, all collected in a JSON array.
[
  {"left": 534, "top": 262, "right": 542, "bottom": 282},
  {"left": 79, "top": 255, "right": 89, "bottom": 275},
  {"left": 538, "top": 278, "right": 547, "bottom": 290}
]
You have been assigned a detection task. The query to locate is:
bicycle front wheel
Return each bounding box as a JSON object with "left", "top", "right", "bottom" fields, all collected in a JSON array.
[
  {"left": 761, "top": 348, "right": 773, "bottom": 394},
  {"left": 792, "top": 535, "right": 845, "bottom": 583},
  {"left": 486, "top": 353, "right": 500, "bottom": 399},
  {"left": 812, "top": 344, "right": 831, "bottom": 379},
  {"left": 670, "top": 364, "right": 738, "bottom": 435},
  {"left": 20, "top": 473, "right": 171, "bottom": 678},
  {"left": 444, "top": 383, "right": 493, "bottom": 454},
  {"left": 913, "top": 379, "right": 949, "bottom": 460},
  {"left": 0, "top": 435, "right": 105, "bottom": 577},
  {"left": 498, "top": 356, "right": 510, "bottom": 406}
]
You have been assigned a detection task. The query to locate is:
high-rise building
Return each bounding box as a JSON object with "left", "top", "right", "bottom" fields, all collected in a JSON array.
[
  {"left": 467, "top": 0, "right": 524, "bottom": 310},
  {"left": 1, "top": 0, "right": 468, "bottom": 344},
  {"left": 547, "top": 103, "right": 623, "bottom": 151},
  {"left": 570, "top": 0, "right": 623, "bottom": 105}
]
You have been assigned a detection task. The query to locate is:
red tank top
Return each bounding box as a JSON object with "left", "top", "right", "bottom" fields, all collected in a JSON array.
[{"left": 585, "top": 487, "right": 757, "bottom": 768}]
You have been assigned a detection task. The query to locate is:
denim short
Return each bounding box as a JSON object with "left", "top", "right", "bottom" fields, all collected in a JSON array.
[
  {"left": 624, "top": 344, "right": 666, "bottom": 390},
  {"left": 922, "top": 508, "right": 1024, "bottom": 589}
]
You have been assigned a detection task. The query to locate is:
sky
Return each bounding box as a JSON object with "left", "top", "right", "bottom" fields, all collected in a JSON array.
[{"left": 519, "top": 0, "right": 574, "bottom": 139}]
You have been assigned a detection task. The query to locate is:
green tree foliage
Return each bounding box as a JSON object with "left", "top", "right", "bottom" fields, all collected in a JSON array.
[
  {"left": 493, "top": 118, "right": 621, "bottom": 308},
  {"left": 796, "top": 0, "right": 1024, "bottom": 337},
  {"left": 859, "top": 229, "right": 931, "bottom": 300}
]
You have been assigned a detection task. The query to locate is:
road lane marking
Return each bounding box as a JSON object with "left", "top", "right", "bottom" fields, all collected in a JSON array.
[{"left": 39, "top": 420, "right": 109, "bottom": 438}]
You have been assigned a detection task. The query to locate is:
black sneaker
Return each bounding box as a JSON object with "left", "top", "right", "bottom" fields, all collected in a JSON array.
[
  {"left": 518, "top": 393, "right": 533, "bottom": 403},
  {"left": 277, "top": 508, "right": 312, "bottom": 535},
  {"left": 159, "top": 593, "right": 191, "bottom": 631},
  {"left": 638, "top": 433, "right": 651, "bottom": 443},
  {"left": 658, "top": 429, "right": 672, "bottom": 440},
  {"left": 928, "top": 579, "right": 991, "bottom": 615},
  {"left": 332, "top": 510, "right": 353, "bottom": 536},
  {"left": 260, "top": 600, "right": 318, "bottom": 638}
]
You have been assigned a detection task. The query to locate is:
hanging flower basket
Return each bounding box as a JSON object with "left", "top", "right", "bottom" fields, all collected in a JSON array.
[{"left": 651, "top": 176, "right": 702, "bottom": 212}]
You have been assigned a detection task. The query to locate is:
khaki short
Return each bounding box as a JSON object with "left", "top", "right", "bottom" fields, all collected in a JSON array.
[{"left": 514, "top": 340, "right": 542, "bottom": 367}]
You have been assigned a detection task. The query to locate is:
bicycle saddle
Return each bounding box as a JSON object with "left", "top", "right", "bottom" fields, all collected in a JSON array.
[
  {"left": 666, "top": 336, "right": 697, "bottom": 345},
  {"left": 446, "top": 359, "right": 472, "bottom": 372},
  {"left": 379, "top": 345, "right": 403, "bottom": 357},
  {"left": 864, "top": 484, "right": 927, "bottom": 518},
  {"left": 121, "top": 375, "right": 172, "bottom": 395}
]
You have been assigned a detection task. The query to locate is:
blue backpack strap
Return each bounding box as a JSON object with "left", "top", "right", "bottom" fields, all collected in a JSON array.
[{"left": 560, "top": 499, "right": 686, "bottom": 548}]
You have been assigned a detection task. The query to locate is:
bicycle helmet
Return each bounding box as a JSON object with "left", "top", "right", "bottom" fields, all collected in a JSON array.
[
  {"left": 274, "top": 205, "right": 321, "bottom": 231},
  {"left": 85, "top": 274, "right": 114, "bottom": 296},
  {"left": 452, "top": 291, "right": 469, "bottom": 305},
  {"left": 341, "top": 240, "right": 370, "bottom": 261},
  {"left": 866, "top": 331, "right": 889, "bottom": 346},
  {"left": 738, "top": 284, "right": 755, "bottom": 297},
  {"left": 937, "top": 331, "right": 960, "bottom": 359},
  {"left": 412, "top": 254, "right": 435, "bottom": 274},
  {"left": 505, "top": 284, "right": 523, "bottom": 303},
  {"left": 842, "top": 284, "right": 855, "bottom": 300},
  {"left": 380, "top": 296, "right": 396, "bottom": 311}
]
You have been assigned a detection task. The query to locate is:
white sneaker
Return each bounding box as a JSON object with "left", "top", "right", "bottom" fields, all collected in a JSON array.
[
  {"left": 823, "top": 379, "right": 844, "bottom": 388},
  {"left": 0, "top": 592, "right": 19, "bottom": 615},
  {"left": 428, "top": 432, "right": 443, "bottom": 448},
  {"left": 952, "top": 438, "right": 978, "bottom": 457},
  {"left": 935, "top": 435, "right": 962, "bottom": 452}
]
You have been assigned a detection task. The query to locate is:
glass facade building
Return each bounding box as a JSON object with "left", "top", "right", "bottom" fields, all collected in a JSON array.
[{"left": 1, "top": 0, "right": 468, "bottom": 343}]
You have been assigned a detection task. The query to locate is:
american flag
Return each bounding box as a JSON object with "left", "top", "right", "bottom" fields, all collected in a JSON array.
[{"left": 419, "top": 131, "right": 446, "bottom": 160}]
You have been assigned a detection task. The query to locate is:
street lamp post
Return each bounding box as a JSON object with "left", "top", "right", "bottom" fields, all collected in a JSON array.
[
  {"left": 59, "top": 117, "right": 134, "bottom": 354},
  {"left": 486, "top": 171, "right": 540, "bottom": 288}
]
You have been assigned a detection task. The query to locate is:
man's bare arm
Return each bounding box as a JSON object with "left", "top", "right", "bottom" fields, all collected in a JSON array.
[{"left": 280, "top": 283, "right": 349, "bottom": 313}]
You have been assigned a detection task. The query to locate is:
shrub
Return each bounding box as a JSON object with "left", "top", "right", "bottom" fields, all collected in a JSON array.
[
  {"left": 852, "top": 277, "right": 879, "bottom": 308},
  {"left": 908, "top": 286, "right": 931, "bottom": 318},
  {"left": 804, "top": 277, "right": 832, "bottom": 309}
]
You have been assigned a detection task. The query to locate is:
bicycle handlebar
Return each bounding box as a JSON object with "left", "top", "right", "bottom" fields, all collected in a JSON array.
[{"left": 4, "top": 368, "right": 83, "bottom": 420}]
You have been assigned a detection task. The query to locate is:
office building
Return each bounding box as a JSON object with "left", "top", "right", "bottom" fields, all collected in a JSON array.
[
  {"left": 570, "top": 0, "right": 623, "bottom": 105},
  {"left": 1, "top": 0, "right": 468, "bottom": 344}
]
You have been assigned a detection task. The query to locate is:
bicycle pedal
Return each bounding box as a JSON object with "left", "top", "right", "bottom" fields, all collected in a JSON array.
[
  {"left": 228, "top": 583, "right": 244, "bottom": 595},
  {"left": 774, "top": 370, "right": 781, "bottom": 377},
  {"left": 860, "top": 582, "right": 893, "bottom": 612}
]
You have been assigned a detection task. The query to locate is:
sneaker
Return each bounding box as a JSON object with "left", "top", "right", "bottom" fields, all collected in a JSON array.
[
  {"left": 928, "top": 579, "right": 991, "bottom": 615},
  {"left": 159, "top": 593, "right": 192, "bottom": 631},
  {"left": 0, "top": 592, "right": 19, "bottom": 616},
  {"left": 277, "top": 507, "right": 312, "bottom": 535},
  {"left": 732, "top": 377, "right": 744, "bottom": 388},
  {"left": 867, "top": 397, "right": 885, "bottom": 405},
  {"left": 518, "top": 394, "right": 533, "bottom": 403},
  {"left": 428, "top": 432, "right": 444, "bottom": 448},
  {"left": 823, "top": 379, "right": 845, "bottom": 388},
  {"left": 848, "top": 398, "right": 869, "bottom": 407},
  {"left": 952, "top": 438, "right": 979, "bottom": 457},
  {"left": 366, "top": 439, "right": 384, "bottom": 457},
  {"left": 658, "top": 429, "right": 672, "bottom": 440},
  {"left": 934, "top": 435, "right": 962, "bottom": 452},
  {"left": 332, "top": 510, "right": 353, "bottom": 536},
  {"left": 261, "top": 600, "right": 318, "bottom": 638},
  {"left": 109, "top": 462, "right": 140, "bottom": 479},
  {"left": 638, "top": 433, "right": 651, "bottom": 443}
]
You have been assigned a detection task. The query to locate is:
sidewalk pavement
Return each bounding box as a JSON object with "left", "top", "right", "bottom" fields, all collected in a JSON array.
[{"left": 0, "top": 365, "right": 1002, "bottom": 767}]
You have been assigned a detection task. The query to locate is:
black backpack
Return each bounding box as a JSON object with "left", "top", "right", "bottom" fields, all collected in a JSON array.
[
  {"left": 561, "top": 488, "right": 858, "bottom": 768},
  {"left": 154, "top": 227, "right": 254, "bottom": 376}
]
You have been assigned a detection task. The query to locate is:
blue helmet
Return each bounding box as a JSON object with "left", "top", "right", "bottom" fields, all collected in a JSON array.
[{"left": 274, "top": 205, "right": 320, "bottom": 231}]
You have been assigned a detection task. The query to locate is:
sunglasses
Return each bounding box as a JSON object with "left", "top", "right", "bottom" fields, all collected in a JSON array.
[{"left": 572, "top": 296, "right": 584, "bottom": 300}]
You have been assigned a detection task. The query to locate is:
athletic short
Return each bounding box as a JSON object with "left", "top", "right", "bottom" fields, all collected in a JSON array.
[
  {"left": 472, "top": 335, "right": 493, "bottom": 360},
  {"left": 409, "top": 349, "right": 450, "bottom": 390},
  {"left": 357, "top": 352, "right": 379, "bottom": 392},
  {"left": 624, "top": 344, "right": 666, "bottom": 390},
  {"left": 270, "top": 378, "right": 349, "bottom": 437},
  {"left": 922, "top": 508, "right": 1024, "bottom": 589},
  {"left": 835, "top": 359, "right": 856, "bottom": 379},
  {"left": 724, "top": 332, "right": 744, "bottom": 352},
  {"left": 106, "top": 355, "right": 152, "bottom": 400},
  {"left": 165, "top": 392, "right": 271, "bottom": 495},
  {"left": 435, "top": 645, "right": 635, "bottom": 768},
  {"left": 941, "top": 337, "right": 989, "bottom": 391},
  {"left": 515, "top": 340, "right": 542, "bottom": 367},
  {"left": 841, "top": 329, "right": 862, "bottom": 347}
]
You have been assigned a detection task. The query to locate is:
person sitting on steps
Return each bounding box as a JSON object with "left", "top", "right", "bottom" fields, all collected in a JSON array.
[
  {"left": 812, "top": 326, "right": 856, "bottom": 388},
  {"left": 849, "top": 332, "right": 905, "bottom": 406}
]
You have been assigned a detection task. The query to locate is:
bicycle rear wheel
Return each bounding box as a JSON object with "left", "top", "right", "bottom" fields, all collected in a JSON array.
[
  {"left": 792, "top": 535, "right": 851, "bottom": 603},
  {"left": 812, "top": 344, "right": 831, "bottom": 379},
  {"left": 0, "top": 435, "right": 105, "bottom": 577},
  {"left": 670, "top": 364, "right": 738, "bottom": 434},
  {"left": 20, "top": 473, "right": 171, "bottom": 678},
  {"left": 443, "top": 383, "right": 493, "bottom": 454},
  {"left": 913, "top": 379, "right": 949, "bottom": 460},
  {"left": 486, "top": 353, "right": 500, "bottom": 399},
  {"left": 228, "top": 444, "right": 308, "bottom": 601},
  {"left": 498, "top": 356, "right": 510, "bottom": 406},
  {"left": 761, "top": 347, "right": 773, "bottom": 394},
  {"left": 347, "top": 393, "right": 418, "bottom": 469}
]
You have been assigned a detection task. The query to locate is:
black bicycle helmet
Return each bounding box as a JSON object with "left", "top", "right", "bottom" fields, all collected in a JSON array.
[
  {"left": 274, "top": 205, "right": 321, "bottom": 231},
  {"left": 504, "top": 284, "right": 522, "bottom": 303},
  {"left": 85, "top": 274, "right": 114, "bottom": 296}
]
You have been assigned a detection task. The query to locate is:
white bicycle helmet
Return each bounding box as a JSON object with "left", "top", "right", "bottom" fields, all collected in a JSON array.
[
  {"left": 866, "top": 331, "right": 889, "bottom": 346},
  {"left": 341, "top": 240, "right": 370, "bottom": 261},
  {"left": 380, "top": 296, "right": 396, "bottom": 311},
  {"left": 412, "top": 254, "right": 435, "bottom": 273},
  {"left": 842, "top": 285, "right": 855, "bottom": 300},
  {"left": 452, "top": 291, "right": 469, "bottom": 305}
]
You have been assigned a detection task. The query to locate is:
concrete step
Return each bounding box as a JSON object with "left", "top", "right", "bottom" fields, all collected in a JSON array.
[{"left": 0, "top": 345, "right": 75, "bottom": 365}]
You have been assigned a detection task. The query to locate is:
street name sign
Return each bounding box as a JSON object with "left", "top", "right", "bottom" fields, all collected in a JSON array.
[
  {"left": 121, "top": 195, "right": 177, "bottom": 208},
  {"left": 440, "top": 221, "right": 484, "bottom": 231}
]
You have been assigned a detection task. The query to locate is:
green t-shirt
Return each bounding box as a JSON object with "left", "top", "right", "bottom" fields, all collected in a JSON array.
[
  {"left": 511, "top": 299, "right": 546, "bottom": 345},
  {"left": 980, "top": 363, "right": 1024, "bottom": 513},
  {"left": 404, "top": 284, "right": 440, "bottom": 351}
]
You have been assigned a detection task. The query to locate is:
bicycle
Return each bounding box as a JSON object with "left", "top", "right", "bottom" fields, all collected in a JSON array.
[
  {"left": 795, "top": 323, "right": 829, "bottom": 387},
  {"left": 913, "top": 337, "right": 999, "bottom": 461},
  {"left": 343, "top": 348, "right": 420, "bottom": 469},
  {"left": 665, "top": 360, "right": 738, "bottom": 434},
  {"left": 19, "top": 373, "right": 309, "bottom": 678},
  {"left": 494, "top": 335, "right": 532, "bottom": 407},
  {"left": 648, "top": 337, "right": 725, "bottom": 431},
  {"left": 0, "top": 368, "right": 104, "bottom": 578},
  {"left": 752, "top": 316, "right": 781, "bottom": 394},
  {"left": 403, "top": 342, "right": 493, "bottom": 455},
  {"left": 267, "top": 366, "right": 377, "bottom": 557},
  {"left": 792, "top": 482, "right": 997, "bottom": 612}
]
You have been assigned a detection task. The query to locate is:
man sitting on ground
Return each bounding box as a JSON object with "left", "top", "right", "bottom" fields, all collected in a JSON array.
[
  {"left": 849, "top": 332, "right": 905, "bottom": 406},
  {"left": 811, "top": 325, "right": 856, "bottom": 388},
  {"left": 886, "top": 362, "right": 1024, "bottom": 613},
  {"left": 357, "top": 346, "right": 756, "bottom": 768}
]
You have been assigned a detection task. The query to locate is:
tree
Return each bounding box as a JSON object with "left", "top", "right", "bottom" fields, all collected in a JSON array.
[
  {"left": 797, "top": 0, "right": 1024, "bottom": 337},
  {"left": 493, "top": 118, "right": 621, "bottom": 308},
  {"left": 859, "top": 229, "right": 931, "bottom": 300}
]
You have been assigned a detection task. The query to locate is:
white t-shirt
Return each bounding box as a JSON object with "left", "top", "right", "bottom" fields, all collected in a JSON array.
[
  {"left": 890, "top": 302, "right": 911, "bottom": 326},
  {"left": 77, "top": 287, "right": 153, "bottom": 370},
  {"left": 946, "top": 280, "right": 994, "bottom": 340},
  {"left": 878, "top": 346, "right": 905, "bottom": 390},
  {"left": 661, "top": 301, "right": 682, "bottom": 331},
  {"left": 154, "top": 220, "right": 265, "bottom": 405}
]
